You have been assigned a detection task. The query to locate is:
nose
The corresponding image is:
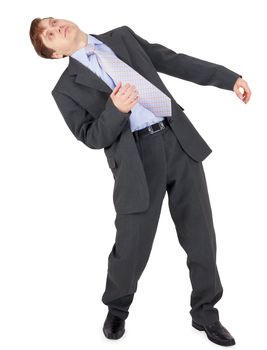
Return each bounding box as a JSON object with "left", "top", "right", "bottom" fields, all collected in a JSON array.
[
  {"left": 53, "top": 24, "right": 64, "bottom": 36},
  {"left": 59, "top": 25, "right": 64, "bottom": 35}
]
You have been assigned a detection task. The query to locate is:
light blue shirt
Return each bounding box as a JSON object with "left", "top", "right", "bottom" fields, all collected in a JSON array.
[{"left": 71, "top": 34, "right": 165, "bottom": 132}]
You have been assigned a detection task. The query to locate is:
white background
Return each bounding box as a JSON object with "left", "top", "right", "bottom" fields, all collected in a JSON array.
[{"left": 1, "top": 0, "right": 266, "bottom": 349}]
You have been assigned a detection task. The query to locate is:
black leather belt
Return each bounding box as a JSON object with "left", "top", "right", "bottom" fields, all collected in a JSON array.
[{"left": 132, "top": 118, "right": 170, "bottom": 138}]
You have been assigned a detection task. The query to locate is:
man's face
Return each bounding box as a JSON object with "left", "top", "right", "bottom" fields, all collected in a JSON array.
[{"left": 39, "top": 18, "right": 81, "bottom": 58}]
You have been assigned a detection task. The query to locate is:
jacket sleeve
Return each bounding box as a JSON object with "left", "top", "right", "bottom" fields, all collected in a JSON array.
[
  {"left": 124, "top": 26, "right": 242, "bottom": 91},
  {"left": 51, "top": 89, "right": 131, "bottom": 149}
]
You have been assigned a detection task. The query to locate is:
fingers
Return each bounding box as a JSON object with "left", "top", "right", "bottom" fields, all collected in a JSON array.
[
  {"left": 235, "top": 86, "right": 244, "bottom": 100},
  {"left": 118, "top": 83, "right": 136, "bottom": 95},
  {"left": 241, "top": 84, "right": 251, "bottom": 104},
  {"left": 234, "top": 79, "right": 252, "bottom": 104},
  {"left": 244, "top": 84, "right": 252, "bottom": 103},
  {"left": 117, "top": 83, "right": 139, "bottom": 101},
  {"left": 110, "top": 82, "right": 139, "bottom": 113},
  {"left": 111, "top": 81, "right": 122, "bottom": 97},
  {"left": 128, "top": 93, "right": 139, "bottom": 106}
]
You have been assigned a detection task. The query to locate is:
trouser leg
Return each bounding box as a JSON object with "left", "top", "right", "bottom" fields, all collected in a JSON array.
[
  {"left": 101, "top": 130, "right": 167, "bottom": 320},
  {"left": 164, "top": 126, "right": 223, "bottom": 326}
]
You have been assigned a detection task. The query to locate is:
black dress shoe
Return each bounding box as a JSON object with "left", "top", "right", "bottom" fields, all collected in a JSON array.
[
  {"left": 103, "top": 311, "right": 125, "bottom": 340},
  {"left": 192, "top": 319, "right": 236, "bottom": 346}
]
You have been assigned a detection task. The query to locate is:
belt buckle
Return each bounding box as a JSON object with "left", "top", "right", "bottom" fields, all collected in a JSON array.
[{"left": 148, "top": 121, "right": 165, "bottom": 135}]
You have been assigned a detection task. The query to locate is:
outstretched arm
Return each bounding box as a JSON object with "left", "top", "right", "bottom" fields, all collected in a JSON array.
[{"left": 124, "top": 25, "right": 243, "bottom": 92}]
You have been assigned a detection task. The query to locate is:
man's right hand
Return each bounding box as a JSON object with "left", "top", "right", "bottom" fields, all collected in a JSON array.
[{"left": 110, "top": 82, "right": 139, "bottom": 113}]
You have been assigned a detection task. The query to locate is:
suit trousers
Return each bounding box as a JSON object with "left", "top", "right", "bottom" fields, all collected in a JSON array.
[{"left": 101, "top": 118, "right": 224, "bottom": 326}]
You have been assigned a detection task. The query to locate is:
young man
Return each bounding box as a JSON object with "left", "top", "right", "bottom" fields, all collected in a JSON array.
[{"left": 29, "top": 17, "right": 251, "bottom": 346}]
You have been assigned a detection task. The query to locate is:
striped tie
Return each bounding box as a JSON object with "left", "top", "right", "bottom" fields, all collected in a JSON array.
[{"left": 85, "top": 44, "right": 172, "bottom": 117}]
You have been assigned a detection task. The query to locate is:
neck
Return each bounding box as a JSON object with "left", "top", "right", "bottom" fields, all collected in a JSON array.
[
  {"left": 68, "top": 30, "right": 88, "bottom": 56},
  {"left": 77, "top": 30, "right": 88, "bottom": 50}
]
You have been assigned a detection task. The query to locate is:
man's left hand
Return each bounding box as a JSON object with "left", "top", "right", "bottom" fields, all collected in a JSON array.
[{"left": 233, "top": 77, "right": 251, "bottom": 104}]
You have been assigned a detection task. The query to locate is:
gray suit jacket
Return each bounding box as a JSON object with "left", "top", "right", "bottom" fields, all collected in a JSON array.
[{"left": 51, "top": 25, "right": 242, "bottom": 214}]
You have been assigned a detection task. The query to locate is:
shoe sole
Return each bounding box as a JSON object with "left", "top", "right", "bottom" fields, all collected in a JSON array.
[
  {"left": 192, "top": 320, "right": 236, "bottom": 346},
  {"left": 103, "top": 327, "right": 125, "bottom": 340}
]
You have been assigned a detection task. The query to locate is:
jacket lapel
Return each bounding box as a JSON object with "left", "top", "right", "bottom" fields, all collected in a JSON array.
[
  {"left": 68, "top": 30, "right": 163, "bottom": 92},
  {"left": 68, "top": 30, "right": 135, "bottom": 93}
]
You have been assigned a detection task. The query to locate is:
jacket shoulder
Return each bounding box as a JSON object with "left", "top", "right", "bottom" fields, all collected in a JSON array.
[
  {"left": 51, "top": 66, "right": 71, "bottom": 95},
  {"left": 95, "top": 25, "right": 131, "bottom": 36},
  {"left": 117, "top": 25, "right": 134, "bottom": 34}
]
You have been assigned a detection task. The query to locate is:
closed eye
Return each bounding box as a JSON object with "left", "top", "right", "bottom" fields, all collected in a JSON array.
[{"left": 47, "top": 20, "right": 57, "bottom": 39}]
